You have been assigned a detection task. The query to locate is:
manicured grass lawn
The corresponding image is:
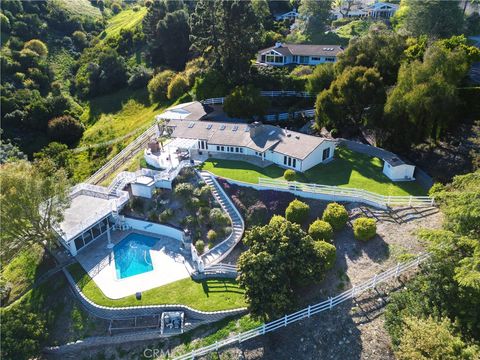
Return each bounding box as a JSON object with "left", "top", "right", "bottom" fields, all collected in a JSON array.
[
  {"left": 200, "top": 147, "right": 427, "bottom": 196},
  {"left": 68, "top": 263, "right": 247, "bottom": 311}
]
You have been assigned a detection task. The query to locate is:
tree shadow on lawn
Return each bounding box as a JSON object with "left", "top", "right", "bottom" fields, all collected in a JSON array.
[{"left": 200, "top": 279, "right": 245, "bottom": 297}]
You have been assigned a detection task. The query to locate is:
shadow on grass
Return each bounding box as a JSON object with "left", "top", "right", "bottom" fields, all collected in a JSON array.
[
  {"left": 200, "top": 278, "right": 244, "bottom": 296},
  {"left": 85, "top": 88, "right": 168, "bottom": 125}
]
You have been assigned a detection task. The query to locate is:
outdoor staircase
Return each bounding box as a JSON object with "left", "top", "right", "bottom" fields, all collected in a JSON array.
[{"left": 197, "top": 171, "right": 245, "bottom": 266}]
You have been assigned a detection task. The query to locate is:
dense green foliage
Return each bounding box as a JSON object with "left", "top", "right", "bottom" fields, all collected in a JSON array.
[
  {"left": 385, "top": 170, "right": 480, "bottom": 357},
  {"left": 308, "top": 219, "right": 334, "bottom": 242},
  {"left": 147, "top": 70, "right": 175, "bottom": 103},
  {"left": 285, "top": 199, "right": 310, "bottom": 224},
  {"left": 297, "top": 0, "right": 333, "bottom": 42},
  {"left": 223, "top": 85, "right": 269, "bottom": 119},
  {"left": 0, "top": 306, "right": 48, "bottom": 360},
  {"left": 352, "top": 217, "right": 377, "bottom": 241},
  {"left": 238, "top": 216, "right": 336, "bottom": 319},
  {"left": 47, "top": 115, "right": 84, "bottom": 146},
  {"left": 167, "top": 74, "right": 188, "bottom": 100},
  {"left": 322, "top": 202, "right": 348, "bottom": 231},
  {"left": 306, "top": 63, "right": 335, "bottom": 94},
  {"left": 0, "top": 160, "right": 70, "bottom": 262}
]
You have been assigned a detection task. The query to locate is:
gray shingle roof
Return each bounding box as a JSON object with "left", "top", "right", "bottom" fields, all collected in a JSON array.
[
  {"left": 259, "top": 44, "right": 343, "bottom": 57},
  {"left": 167, "top": 119, "right": 331, "bottom": 160}
]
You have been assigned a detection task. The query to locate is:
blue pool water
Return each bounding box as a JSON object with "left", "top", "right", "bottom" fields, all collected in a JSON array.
[{"left": 113, "top": 233, "right": 157, "bottom": 279}]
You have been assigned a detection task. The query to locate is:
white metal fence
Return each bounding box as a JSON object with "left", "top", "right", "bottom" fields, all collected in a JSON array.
[
  {"left": 258, "top": 178, "right": 435, "bottom": 208},
  {"left": 200, "top": 90, "right": 314, "bottom": 106},
  {"left": 263, "top": 108, "right": 315, "bottom": 122},
  {"left": 173, "top": 253, "right": 430, "bottom": 360}
]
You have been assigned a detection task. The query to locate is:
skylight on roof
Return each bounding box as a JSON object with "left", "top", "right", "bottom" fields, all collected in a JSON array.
[
  {"left": 188, "top": 122, "right": 195, "bottom": 128},
  {"left": 206, "top": 124, "right": 212, "bottom": 129},
  {"left": 268, "top": 130, "right": 275, "bottom": 136},
  {"left": 232, "top": 125, "right": 238, "bottom": 131},
  {"left": 220, "top": 124, "right": 226, "bottom": 130}
]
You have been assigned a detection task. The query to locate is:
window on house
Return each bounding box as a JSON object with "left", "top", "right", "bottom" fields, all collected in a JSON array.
[
  {"left": 261, "top": 55, "right": 266, "bottom": 62},
  {"left": 235, "top": 147, "right": 239, "bottom": 153},
  {"left": 74, "top": 237, "right": 84, "bottom": 251},
  {"left": 217, "top": 146, "right": 220, "bottom": 151},
  {"left": 284, "top": 156, "right": 287, "bottom": 165},
  {"left": 292, "top": 158, "right": 296, "bottom": 168},
  {"left": 300, "top": 56, "right": 309, "bottom": 64},
  {"left": 322, "top": 147, "right": 330, "bottom": 161},
  {"left": 325, "top": 57, "right": 336, "bottom": 62},
  {"left": 221, "top": 146, "right": 225, "bottom": 151},
  {"left": 288, "top": 157, "right": 292, "bottom": 166},
  {"left": 240, "top": 148, "right": 244, "bottom": 153},
  {"left": 311, "top": 57, "right": 321, "bottom": 61},
  {"left": 293, "top": 55, "right": 298, "bottom": 63}
]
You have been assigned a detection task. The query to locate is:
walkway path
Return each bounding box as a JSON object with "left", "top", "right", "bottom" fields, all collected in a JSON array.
[{"left": 198, "top": 171, "right": 245, "bottom": 266}]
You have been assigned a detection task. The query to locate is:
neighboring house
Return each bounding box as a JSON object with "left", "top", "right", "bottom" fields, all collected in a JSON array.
[
  {"left": 165, "top": 119, "right": 336, "bottom": 172},
  {"left": 382, "top": 156, "right": 415, "bottom": 181},
  {"left": 332, "top": 1, "right": 398, "bottom": 20},
  {"left": 257, "top": 42, "right": 343, "bottom": 66},
  {"left": 274, "top": 8, "right": 299, "bottom": 21}
]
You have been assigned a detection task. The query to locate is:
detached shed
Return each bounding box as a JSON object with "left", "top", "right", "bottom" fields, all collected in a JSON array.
[
  {"left": 131, "top": 176, "right": 155, "bottom": 199},
  {"left": 383, "top": 156, "right": 415, "bottom": 181}
]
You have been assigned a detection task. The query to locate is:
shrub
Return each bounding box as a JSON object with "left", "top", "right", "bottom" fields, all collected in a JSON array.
[
  {"left": 223, "top": 85, "right": 269, "bottom": 119},
  {"left": 285, "top": 199, "right": 310, "bottom": 224},
  {"left": 167, "top": 74, "right": 189, "bottom": 100},
  {"left": 283, "top": 169, "right": 296, "bottom": 181},
  {"left": 192, "top": 70, "right": 228, "bottom": 100},
  {"left": 159, "top": 208, "right": 174, "bottom": 222},
  {"left": 47, "top": 115, "right": 84, "bottom": 146},
  {"left": 290, "top": 65, "right": 313, "bottom": 78},
  {"left": 148, "top": 70, "right": 175, "bottom": 103},
  {"left": 128, "top": 66, "right": 153, "bottom": 89},
  {"left": 353, "top": 217, "right": 377, "bottom": 241},
  {"left": 195, "top": 240, "right": 205, "bottom": 254},
  {"left": 207, "top": 229, "right": 217, "bottom": 242},
  {"left": 247, "top": 201, "right": 269, "bottom": 225},
  {"left": 313, "top": 240, "right": 336, "bottom": 270},
  {"left": 174, "top": 182, "right": 194, "bottom": 199},
  {"left": 209, "top": 208, "right": 229, "bottom": 226},
  {"left": 72, "top": 31, "right": 88, "bottom": 50},
  {"left": 111, "top": 2, "right": 122, "bottom": 14},
  {"left": 322, "top": 202, "right": 348, "bottom": 231},
  {"left": 308, "top": 219, "right": 333, "bottom": 242},
  {"left": 23, "top": 39, "right": 48, "bottom": 57}
]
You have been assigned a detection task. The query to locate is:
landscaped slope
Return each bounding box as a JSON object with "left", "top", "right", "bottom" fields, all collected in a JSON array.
[
  {"left": 102, "top": 7, "right": 147, "bottom": 41},
  {"left": 201, "top": 147, "right": 427, "bottom": 196},
  {"left": 69, "top": 264, "right": 247, "bottom": 311}
]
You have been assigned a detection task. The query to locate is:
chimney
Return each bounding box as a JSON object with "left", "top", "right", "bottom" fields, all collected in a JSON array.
[
  {"left": 274, "top": 42, "right": 283, "bottom": 48},
  {"left": 249, "top": 122, "right": 263, "bottom": 138}
]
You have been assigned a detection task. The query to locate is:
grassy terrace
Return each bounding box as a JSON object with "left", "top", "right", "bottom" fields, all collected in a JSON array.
[
  {"left": 68, "top": 263, "right": 247, "bottom": 311},
  {"left": 200, "top": 147, "right": 427, "bottom": 196}
]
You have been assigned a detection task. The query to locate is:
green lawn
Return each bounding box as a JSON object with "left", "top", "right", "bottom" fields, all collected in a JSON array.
[
  {"left": 68, "top": 263, "right": 247, "bottom": 311},
  {"left": 200, "top": 147, "right": 427, "bottom": 196}
]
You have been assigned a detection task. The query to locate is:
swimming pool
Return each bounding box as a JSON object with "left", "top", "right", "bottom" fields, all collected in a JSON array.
[{"left": 113, "top": 233, "right": 157, "bottom": 279}]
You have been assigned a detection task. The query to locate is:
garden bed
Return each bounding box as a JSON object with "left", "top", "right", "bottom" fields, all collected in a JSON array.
[{"left": 121, "top": 168, "right": 232, "bottom": 253}]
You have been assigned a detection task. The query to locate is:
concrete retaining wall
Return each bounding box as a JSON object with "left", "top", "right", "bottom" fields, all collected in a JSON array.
[{"left": 124, "top": 218, "right": 185, "bottom": 242}]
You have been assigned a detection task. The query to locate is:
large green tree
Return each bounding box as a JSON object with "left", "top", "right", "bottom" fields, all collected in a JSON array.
[
  {"left": 143, "top": 0, "right": 190, "bottom": 70},
  {"left": 315, "top": 66, "right": 386, "bottom": 131},
  {"left": 190, "top": 0, "right": 263, "bottom": 84},
  {"left": 384, "top": 43, "right": 474, "bottom": 146},
  {"left": 238, "top": 216, "right": 336, "bottom": 320},
  {"left": 297, "top": 0, "right": 333, "bottom": 41},
  {"left": 0, "top": 160, "right": 70, "bottom": 262},
  {"left": 394, "top": 0, "right": 464, "bottom": 38},
  {"left": 335, "top": 26, "right": 406, "bottom": 85}
]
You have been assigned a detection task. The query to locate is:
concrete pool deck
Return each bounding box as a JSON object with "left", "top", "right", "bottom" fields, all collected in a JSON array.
[{"left": 75, "top": 230, "right": 191, "bottom": 299}]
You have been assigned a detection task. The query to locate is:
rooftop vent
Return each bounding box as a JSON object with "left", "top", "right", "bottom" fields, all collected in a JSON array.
[
  {"left": 206, "top": 124, "right": 212, "bottom": 129},
  {"left": 232, "top": 125, "right": 238, "bottom": 132},
  {"left": 244, "top": 126, "right": 250, "bottom": 132},
  {"left": 220, "top": 124, "right": 226, "bottom": 130},
  {"left": 188, "top": 122, "right": 195, "bottom": 128},
  {"left": 295, "top": 135, "right": 300, "bottom": 139},
  {"left": 275, "top": 41, "right": 283, "bottom": 48}
]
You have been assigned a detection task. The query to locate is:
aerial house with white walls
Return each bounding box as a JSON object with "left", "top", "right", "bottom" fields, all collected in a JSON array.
[
  {"left": 257, "top": 43, "right": 343, "bottom": 66},
  {"left": 165, "top": 120, "right": 336, "bottom": 172}
]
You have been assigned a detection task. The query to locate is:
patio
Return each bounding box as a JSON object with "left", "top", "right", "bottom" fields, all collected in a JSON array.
[{"left": 75, "top": 229, "right": 191, "bottom": 299}]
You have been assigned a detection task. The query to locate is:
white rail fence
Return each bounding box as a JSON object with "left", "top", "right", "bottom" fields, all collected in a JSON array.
[
  {"left": 258, "top": 178, "right": 435, "bottom": 208},
  {"left": 263, "top": 108, "right": 315, "bottom": 122},
  {"left": 173, "top": 253, "right": 430, "bottom": 360},
  {"left": 200, "top": 90, "right": 314, "bottom": 106},
  {"left": 86, "top": 123, "right": 159, "bottom": 185}
]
